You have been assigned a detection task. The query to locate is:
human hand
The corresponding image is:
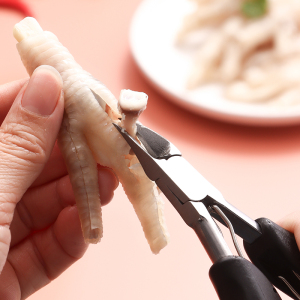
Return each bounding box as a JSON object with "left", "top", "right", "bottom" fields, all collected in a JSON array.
[
  {"left": 0, "top": 66, "right": 118, "bottom": 299},
  {"left": 278, "top": 212, "right": 300, "bottom": 251}
]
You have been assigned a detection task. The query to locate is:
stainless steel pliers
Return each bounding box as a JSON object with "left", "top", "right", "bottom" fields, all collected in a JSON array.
[{"left": 114, "top": 122, "right": 300, "bottom": 300}]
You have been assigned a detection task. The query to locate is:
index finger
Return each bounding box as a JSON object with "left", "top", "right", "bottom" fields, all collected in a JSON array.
[{"left": 0, "top": 78, "right": 28, "bottom": 123}]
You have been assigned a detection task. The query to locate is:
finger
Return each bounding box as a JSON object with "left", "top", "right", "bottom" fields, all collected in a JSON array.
[
  {"left": 0, "top": 66, "right": 64, "bottom": 272},
  {"left": 31, "top": 142, "right": 68, "bottom": 187},
  {"left": 0, "top": 206, "right": 88, "bottom": 299},
  {"left": 0, "top": 78, "right": 28, "bottom": 124},
  {"left": 10, "top": 174, "right": 74, "bottom": 247},
  {"left": 97, "top": 165, "right": 119, "bottom": 204},
  {"left": 10, "top": 166, "right": 118, "bottom": 246},
  {"left": 277, "top": 211, "right": 300, "bottom": 250}
]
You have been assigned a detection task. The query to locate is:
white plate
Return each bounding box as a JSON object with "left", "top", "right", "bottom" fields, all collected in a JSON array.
[{"left": 130, "top": 0, "right": 300, "bottom": 126}]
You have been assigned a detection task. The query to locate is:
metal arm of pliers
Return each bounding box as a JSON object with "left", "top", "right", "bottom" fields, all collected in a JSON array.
[
  {"left": 113, "top": 123, "right": 259, "bottom": 262},
  {"left": 113, "top": 123, "right": 286, "bottom": 300}
]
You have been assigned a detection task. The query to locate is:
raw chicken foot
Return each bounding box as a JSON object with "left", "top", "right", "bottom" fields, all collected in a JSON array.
[{"left": 13, "top": 17, "right": 169, "bottom": 253}]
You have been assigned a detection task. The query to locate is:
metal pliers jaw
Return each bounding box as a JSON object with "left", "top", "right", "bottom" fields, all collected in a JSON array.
[
  {"left": 114, "top": 123, "right": 300, "bottom": 300},
  {"left": 114, "top": 123, "right": 258, "bottom": 262}
]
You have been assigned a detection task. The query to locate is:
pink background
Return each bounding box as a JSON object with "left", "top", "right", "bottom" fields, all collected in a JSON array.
[{"left": 0, "top": 0, "right": 299, "bottom": 299}]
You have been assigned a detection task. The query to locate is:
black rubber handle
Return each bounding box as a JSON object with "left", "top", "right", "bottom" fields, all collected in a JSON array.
[
  {"left": 244, "top": 218, "right": 300, "bottom": 299},
  {"left": 209, "top": 256, "right": 281, "bottom": 300}
]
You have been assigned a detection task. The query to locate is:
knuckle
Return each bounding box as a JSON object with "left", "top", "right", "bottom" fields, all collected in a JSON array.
[{"left": 0, "top": 122, "right": 47, "bottom": 165}]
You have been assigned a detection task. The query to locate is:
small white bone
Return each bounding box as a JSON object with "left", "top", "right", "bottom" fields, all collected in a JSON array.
[{"left": 119, "top": 89, "right": 148, "bottom": 137}]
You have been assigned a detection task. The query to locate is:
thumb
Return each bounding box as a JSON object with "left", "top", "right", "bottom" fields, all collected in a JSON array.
[
  {"left": 278, "top": 211, "right": 300, "bottom": 251},
  {"left": 0, "top": 65, "right": 64, "bottom": 271}
]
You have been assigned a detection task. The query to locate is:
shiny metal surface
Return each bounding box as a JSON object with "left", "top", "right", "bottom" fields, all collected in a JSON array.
[
  {"left": 212, "top": 205, "right": 244, "bottom": 258},
  {"left": 155, "top": 179, "right": 232, "bottom": 262},
  {"left": 191, "top": 202, "right": 233, "bottom": 262},
  {"left": 279, "top": 276, "right": 300, "bottom": 299},
  {"left": 113, "top": 123, "right": 262, "bottom": 244}
]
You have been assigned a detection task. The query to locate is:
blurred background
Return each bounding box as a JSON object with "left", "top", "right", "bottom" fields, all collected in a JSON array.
[{"left": 1, "top": 0, "right": 300, "bottom": 299}]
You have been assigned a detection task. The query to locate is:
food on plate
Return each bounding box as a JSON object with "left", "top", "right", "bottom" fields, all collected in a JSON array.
[
  {"left": 13, "top": 17, "right": 169, "bottom": 254},
  {"left": 178, "top": 0, "right": 300, "bottom": 105}
]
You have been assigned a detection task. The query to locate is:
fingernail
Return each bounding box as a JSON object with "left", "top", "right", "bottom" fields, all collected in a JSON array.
[{"left": 22, "top": 65, "right": 63, "bottom": 116}]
